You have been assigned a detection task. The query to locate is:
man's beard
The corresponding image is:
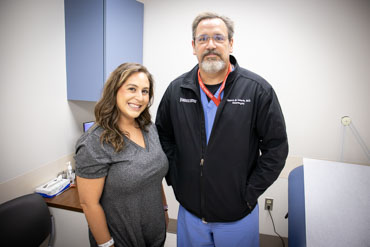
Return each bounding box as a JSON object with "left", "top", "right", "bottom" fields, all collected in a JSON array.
[{"left": 200, "top": 50, "right": 226, "bottom": 73}]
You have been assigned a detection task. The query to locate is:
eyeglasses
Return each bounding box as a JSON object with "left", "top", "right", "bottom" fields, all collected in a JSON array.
[{"left": 195, "top": 34, "right": 227, "bottom": 44}]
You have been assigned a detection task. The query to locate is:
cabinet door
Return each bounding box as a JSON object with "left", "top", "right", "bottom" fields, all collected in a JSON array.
[
  {"left": 105, "top": 0, "right": 143, "bottom": 80},
  {"left": 65, "top": 0, "right": 143, "bottom": 101},
  {"left": 65, "top": 0, "right": 104, "bottom": 101}
]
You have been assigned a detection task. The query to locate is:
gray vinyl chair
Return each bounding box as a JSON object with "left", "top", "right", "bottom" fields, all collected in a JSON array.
[{"left": 0, "top": 193, "right": 55, "bottom": 247}]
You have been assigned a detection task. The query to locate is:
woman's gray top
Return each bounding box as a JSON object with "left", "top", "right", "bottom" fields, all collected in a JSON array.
[{"left": 75, "top": 124, "right": 169, "bottom": 247}]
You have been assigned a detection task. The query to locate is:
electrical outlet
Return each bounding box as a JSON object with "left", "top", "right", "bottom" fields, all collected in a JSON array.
[{"left": 265, "top": 198, "right": 274, "bottom": 211}]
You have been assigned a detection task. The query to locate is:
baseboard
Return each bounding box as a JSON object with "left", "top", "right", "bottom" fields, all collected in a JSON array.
[
  {"left": 260, "top": 233, "right": 288, "bottom": 247},
  {"left": 167, "top": 218, "right": 177, "bottom": 234}
]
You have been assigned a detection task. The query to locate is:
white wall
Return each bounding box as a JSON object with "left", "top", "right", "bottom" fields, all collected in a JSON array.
[
  {"left": 47, "top": 207, "right": 89, "bottom": 247},
  {"left": 142, "top": 0, "right": 370, "bottom": 237},
  {"left": 142, "top": 0, "right": 370, "bottom": 165},
  {"left": 0, "top": 0, "right": 95, "bottom": 184}
]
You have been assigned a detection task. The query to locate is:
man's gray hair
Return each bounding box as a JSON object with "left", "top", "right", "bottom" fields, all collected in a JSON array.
[{"left": 192, "top": 12, "right": 234, "bottom": 41}]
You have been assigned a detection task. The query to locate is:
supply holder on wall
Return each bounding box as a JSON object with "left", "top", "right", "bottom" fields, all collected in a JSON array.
[
  {"left": 341, "top": 116, "right": 351, "bottom": 126},
  {"left": 340, "top": 116, "right": 370, "bottom": 162}
]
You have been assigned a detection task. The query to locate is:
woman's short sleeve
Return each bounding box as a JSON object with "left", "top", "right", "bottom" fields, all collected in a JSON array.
[{"left": 74, "top": 132, "right": 111, "bottom": 179}]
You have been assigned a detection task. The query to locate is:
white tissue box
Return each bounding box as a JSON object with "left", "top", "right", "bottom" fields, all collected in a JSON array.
[{"left": 35, "top": 178, "right": 70, "bottom": 198}]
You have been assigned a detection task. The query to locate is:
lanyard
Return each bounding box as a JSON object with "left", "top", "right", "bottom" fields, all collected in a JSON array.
[{"left": 198, "top": 63, "right": 232, "bottom": 106}]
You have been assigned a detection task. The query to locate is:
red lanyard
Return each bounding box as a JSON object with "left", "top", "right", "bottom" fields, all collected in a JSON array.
[{"left": 198, "top": 64, "right": 232, "bottom": 106}]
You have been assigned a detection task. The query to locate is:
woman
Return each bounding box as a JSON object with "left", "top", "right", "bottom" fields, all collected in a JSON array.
[{"left": 75, "top": 63, "right": 169, "bottom": 247}]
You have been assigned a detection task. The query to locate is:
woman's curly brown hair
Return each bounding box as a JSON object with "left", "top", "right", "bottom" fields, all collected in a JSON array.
[{"left": 94, "top": 63, "right": 154, "bottom": 152}]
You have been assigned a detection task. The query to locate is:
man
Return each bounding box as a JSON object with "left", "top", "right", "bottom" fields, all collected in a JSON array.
[{"left": 156, "top": 12, "right": 288, "bottom": 246}]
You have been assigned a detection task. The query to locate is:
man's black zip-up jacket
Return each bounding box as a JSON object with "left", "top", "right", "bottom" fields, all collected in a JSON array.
[{"left": 156, "top": 56, "right": 288, "bottom": 222}]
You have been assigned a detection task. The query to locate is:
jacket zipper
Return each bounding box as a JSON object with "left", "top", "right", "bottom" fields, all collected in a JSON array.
[
  {"left": 199, "top": 84, "right": 207, "bottom": 223},
  {"left": 182, "top": 77, "right": 208, "bottom": 222},
  {"left": 200, "top": 158, "right": 207, "bottom": 223},
  {"left": 200, "top": 158, "right": 204, "bottom": 176}
]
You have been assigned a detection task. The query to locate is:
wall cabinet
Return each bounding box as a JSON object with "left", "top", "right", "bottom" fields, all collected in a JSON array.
[{"left": 65, "top": 0, "right": 143, "bottom": 101}]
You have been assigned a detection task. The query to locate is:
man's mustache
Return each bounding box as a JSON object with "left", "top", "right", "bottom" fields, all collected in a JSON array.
[{"left": 202, "top": 50, "right": 221, "bottom": 60}]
